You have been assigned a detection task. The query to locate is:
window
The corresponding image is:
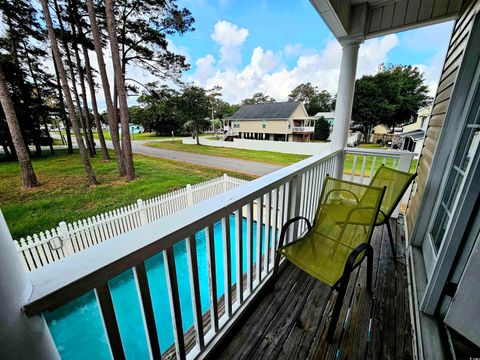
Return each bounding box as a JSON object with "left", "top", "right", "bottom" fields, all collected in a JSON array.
[
  {"left": 262, "top": 120, "right": 267, "bottom": 129},
  {"left": 430, "top": 87, "right": 480, "bottom": 252}
]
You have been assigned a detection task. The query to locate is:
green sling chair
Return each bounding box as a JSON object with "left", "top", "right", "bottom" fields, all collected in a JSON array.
[
  {"left": 273, "top": 176, "right": 386, "bottom": 342},
  {"left": 368, "top": 166, "right": 416, "bottom": 262},
  {"left": 303, "top": 166, "right": 416, "bottom": 262}
]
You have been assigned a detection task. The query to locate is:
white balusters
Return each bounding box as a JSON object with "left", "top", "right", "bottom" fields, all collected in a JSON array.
[
  {"left": 15, "top": 176, "right": 248, "bottom": 270},
  {"left": 235, "top": 209, "right": 243, "bottom": 306}
]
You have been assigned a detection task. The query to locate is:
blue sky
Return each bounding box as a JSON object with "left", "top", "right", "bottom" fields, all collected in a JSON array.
[{"left": 150, "top": 0, "right": 452, "bottom": 104}]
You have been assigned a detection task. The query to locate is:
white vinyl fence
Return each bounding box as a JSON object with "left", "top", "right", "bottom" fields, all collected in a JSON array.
[{"left": 15, "top": 175, "right": 248, "bottom": 271}]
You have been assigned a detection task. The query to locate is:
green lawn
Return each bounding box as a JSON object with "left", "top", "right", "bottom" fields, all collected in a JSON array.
[
  {"left": 0, "top": 150, "right": 253, "bottom": 240},
  {"left": 91, "top": 131, "right": 172, "bottom": 141},
  {"left": 144, "top": 140, "right": 309, "bottom": 166}
]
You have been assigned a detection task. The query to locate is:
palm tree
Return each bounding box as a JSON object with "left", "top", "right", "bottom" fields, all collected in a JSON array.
[
  {"left": 0, "top": 66, "right": 39, "bottom": 188},
  {"left": 40, "top": 0, "right": 98, "bottom": 185},
  {"left": 105, "top": 0, "right": 135, "bottom": 181},
  {"left": 86, "top": 0, "right": 125, "bottom": 176}
]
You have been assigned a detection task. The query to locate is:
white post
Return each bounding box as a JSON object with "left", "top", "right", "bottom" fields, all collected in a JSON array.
[
  {"left": 137, "top": 199, "right": 148, "bottom": 225},
  {"left": 223, "top": 174, "right": 228, "bottom": 192},
  {"left": 331, "top": 37, "right": 362, "bottom": 179},
  {"left": 186, "top": 184, "right": 194, "bottom": 206},
  {"left": 59, "top": 221, "right": 74, "bottom": 256},
  {"left": 0, "top": 211, "right": 60, "bottom": 359}
]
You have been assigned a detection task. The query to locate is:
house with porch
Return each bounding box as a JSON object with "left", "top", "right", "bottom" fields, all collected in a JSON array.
[
  {"left": 1, "top": 0, "right": 480, "bottom": 359},
  {"left": 227, "top": 101, "right": 315, "bottom": 142}
]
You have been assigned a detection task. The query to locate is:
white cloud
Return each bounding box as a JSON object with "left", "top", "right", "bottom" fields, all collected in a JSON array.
[
  {"left": 192, "top": 26, "right": 400, "bottom": 104},
  {"left": 211, "top": 20, "right": 249, "bottom": 68},
  {"left": 414, "top": 50, "right": 445, "bottom": 98}
]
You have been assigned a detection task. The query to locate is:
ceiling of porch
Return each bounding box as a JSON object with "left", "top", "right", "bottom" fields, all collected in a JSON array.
[{"left": 310, "top": 0, "right": 464, "bottom": 40}]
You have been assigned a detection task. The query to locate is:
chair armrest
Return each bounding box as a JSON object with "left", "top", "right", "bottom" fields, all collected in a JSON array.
[
  {"left": 340, "top": 242, "right": 373, "bottom": 281},
  {"left": 324, "top": 189, "right": 360, "bottom": 204},
  {"left": 277, "top": 216, "right": 312, "bottom": 251}
]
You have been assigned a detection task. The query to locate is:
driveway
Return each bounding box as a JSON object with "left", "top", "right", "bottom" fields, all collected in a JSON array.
[
  {"left": 49, "top": 134, "right": 282, "bottom": 176},
  {"left": 126, "top": 140, "right": 281, "bottom": 177}
]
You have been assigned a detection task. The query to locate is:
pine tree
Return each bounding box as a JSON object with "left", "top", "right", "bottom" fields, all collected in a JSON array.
[
  {"left": 86, "top": 0, "right": 125, "bottom": 175},
  {"left": 105, "top": 0, "right": 135, "bottom": 180},
  {"left": 41, "top": 0, "right": 98, "bottom": 185},
  {"left": 0, "top": 66, "right": 39, "bottom": 188}
]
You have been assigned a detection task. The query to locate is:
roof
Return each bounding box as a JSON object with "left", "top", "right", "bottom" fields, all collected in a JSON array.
[
  {"left": 229, "top": 101, "right": 303, "bottom": 120},
  {"left": 313, "top": 112, "right": 335, "bottom": 119},
  {"left": 400, "top": 129, "right": 425, "bottom": 141}
]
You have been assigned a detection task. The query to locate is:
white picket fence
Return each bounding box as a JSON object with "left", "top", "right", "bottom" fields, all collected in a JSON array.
[{"left": 15, "top": 175, "right": 248, "bottom": 271}]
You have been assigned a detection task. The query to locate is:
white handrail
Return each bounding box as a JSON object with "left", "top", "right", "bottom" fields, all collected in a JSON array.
[
  {"left": 24, "top": 147, "right": 340, "bottom": 314},
  {"left": 22, "top": 146, "right": 416, "bottom": 360}
]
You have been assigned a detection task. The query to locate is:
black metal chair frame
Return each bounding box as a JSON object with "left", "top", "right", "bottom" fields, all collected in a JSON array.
[
  {"left": 369, "top": 166, "right": 417, "bottom": 263},
  {"left": 273, "top": 205, "right": 379, "bottom": 343}
]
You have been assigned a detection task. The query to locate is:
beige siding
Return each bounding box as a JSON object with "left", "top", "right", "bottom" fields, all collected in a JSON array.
[
  {"left": 290, "top": 103, "right": 309, "bottom": 119},
  {"left": 406, "top": 0, "right": 478, "bottom": 234},
  {"left": 238, "top": 119, "right": 290, "bottom": 134}
]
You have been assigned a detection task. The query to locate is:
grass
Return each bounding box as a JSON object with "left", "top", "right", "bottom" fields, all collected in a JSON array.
[
  {"left": 0, "top": 150, "right": 254, "bottom": 240},
  {"left": 52, "top": 138, "right": 64, "bottom": 146},
  {"left": 91, "top": 131, "right": 172, "bottom": 141},
  {"left": 144, "top": 140, "right": 309, "bottom": 166}
]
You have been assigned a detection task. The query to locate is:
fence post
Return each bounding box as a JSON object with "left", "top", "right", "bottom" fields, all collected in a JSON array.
[
  {"left": 137, "top": 199, "right": 148, "bottom": 225},
  {"left": 186, "top": 184, "right": 194, "bottom": 206},
  {"left": 223, "top": 174, "right": 228, "bottom": 192},
  {"left": 397, "top": 152, "right": 414, "bottom": 172},
  {"left": 288, "top": 174, "right": 302, "bottom": 244},
  {"left": 59, "top": 221, "right": 74, "bottom": 256}
]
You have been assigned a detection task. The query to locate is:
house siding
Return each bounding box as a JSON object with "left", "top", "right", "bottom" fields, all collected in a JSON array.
[
  {"left": 406, "top": 0, "right": 478, "bottom": 234},
  {"left": 237, "top": 119, "right": 291, "bottom": 134}
]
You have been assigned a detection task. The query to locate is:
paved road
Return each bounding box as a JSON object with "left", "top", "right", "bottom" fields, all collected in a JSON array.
[
  {"left": 49, "top": 134, "right": 282, "bottom": 176},
  {"left": 124, "top": 140, "right": 281, "bottom": 176}
]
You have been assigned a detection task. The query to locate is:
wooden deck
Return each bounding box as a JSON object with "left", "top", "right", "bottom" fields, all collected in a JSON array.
[{"left": 212, "top": 217, "right": 413, "bottom": 360}]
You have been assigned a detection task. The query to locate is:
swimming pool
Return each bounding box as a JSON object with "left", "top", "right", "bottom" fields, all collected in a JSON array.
[{"left": 45, "top": 215, "right": 267, "bottom": 359}]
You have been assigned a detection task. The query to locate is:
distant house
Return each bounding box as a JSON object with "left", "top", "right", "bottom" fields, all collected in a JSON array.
[
  {"left": 313, "top": 111, "right": 335, "bottom": 126},
  {"left": 119, "top": 124, "right": 144, "bottom": 134},
  {"left": 400, "top": 106, "right": 431, "bottom": 153},
  {"left": 370, "top": 124, "right": 392, "bottom": 143},
  {"left": 226, "top": 101, "right": 314, "bottom": 142}
]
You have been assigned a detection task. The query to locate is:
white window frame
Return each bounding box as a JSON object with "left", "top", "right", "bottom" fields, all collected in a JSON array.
[{"left": 418, "top": 15, "right": 480, "bottom": 314}]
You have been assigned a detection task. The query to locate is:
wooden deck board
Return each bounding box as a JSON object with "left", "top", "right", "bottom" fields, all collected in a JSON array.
[{"left": 214, "top": 217, "right": 413, "bottom": 360}]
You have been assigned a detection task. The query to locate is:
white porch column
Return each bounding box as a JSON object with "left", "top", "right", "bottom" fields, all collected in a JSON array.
[
  {"left": 0, "top": 211, "right": 59, "bottom": 359},
  {"left": 332, "top": 37, "right": 362, "bottom": 178}
]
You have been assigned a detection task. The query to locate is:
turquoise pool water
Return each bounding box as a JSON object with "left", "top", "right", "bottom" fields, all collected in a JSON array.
[{"left": 45, "top": 215, "right": 267, "bottom": 359}]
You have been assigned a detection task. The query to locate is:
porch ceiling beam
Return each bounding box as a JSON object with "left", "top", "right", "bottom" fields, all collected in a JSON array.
[{"left": 310, "top": 0, "right": 463, "bottom": 40}]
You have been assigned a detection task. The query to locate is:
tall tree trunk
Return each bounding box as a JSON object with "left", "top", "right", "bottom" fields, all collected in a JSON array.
[
  {"left": 86, "top": 0, "right": 125, "bottom": 175},
  {"left": 68, "top": 1, "right": 96, "bottom": 156},
  {"left": 52, "top": 0, "right": 94, "bottom": 157},
  {"left": 105, "top": 0, "right": 135, "bottom": 181},
  {"left": 0, "top": 67, "right": 39, "bottom": 188},
  {"left": 82, "top": 44, "right": 110, "bottom": 160},
  {"left": 6, "top": 136, "right": 17, "bottom": 160},
  {"left": 52, "top": 48, "right": 73, "bottom": 154},
  {"left": 41, "top": 0, "right": 98, "bottom": 186},
  {"left": 71, "top": 0, "right": 109, "bottom": 161}
]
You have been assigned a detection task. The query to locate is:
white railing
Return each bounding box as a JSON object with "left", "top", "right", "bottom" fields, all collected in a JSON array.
[
  {"left": 292, "top": 126, "right": 315, "bottom": 132},
  {"left": 15, "top": 175, "right": 247, "bottom": 271},
  {"left": 23, "top": 147, "right": 341, "bottom": 360},
  {"left": 21, "top": 147, "right": 416, "bottom": 360},
  {"left": 344, "top": 147, "right": 416, "bottom": 184}
]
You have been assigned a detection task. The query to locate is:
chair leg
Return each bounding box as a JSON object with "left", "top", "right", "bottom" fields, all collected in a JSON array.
[
  {"left": 366, "top": 245, "right": 373, "bottom": 294},
  {"left": 327, "top": 275, "right": 349, "bottom": 342},
  {"left": 385, "top": 220, "right": 397, "bottom": 263}
]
